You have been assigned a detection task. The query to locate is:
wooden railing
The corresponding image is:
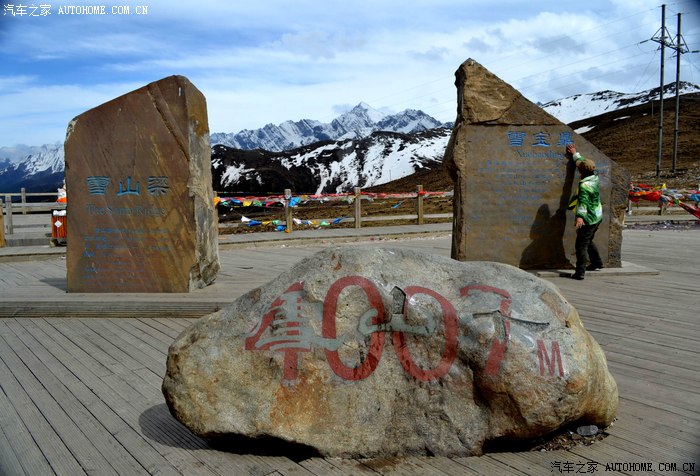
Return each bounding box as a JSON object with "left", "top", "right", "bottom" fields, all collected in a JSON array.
[
  {"left": 217, "top": 185, "right": 453, "bottom": 233},
  {"left": 2, "top": 189, "right": 63, "bottom": 211},
  {"left": 1, "top": 185, "right": 453, "bottom": 246},
  {"left": 1, "top": 189, "right": 65, "bottom": 236}
]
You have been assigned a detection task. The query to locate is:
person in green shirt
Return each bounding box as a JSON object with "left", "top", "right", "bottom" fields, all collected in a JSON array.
[{"left": 567, "top": 144, "right": 603, "bottom": 280}]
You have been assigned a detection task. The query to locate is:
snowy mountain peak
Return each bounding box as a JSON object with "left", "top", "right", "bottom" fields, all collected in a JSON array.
[
  {"left": 211, "top": 102, "right": 449, "bottom": 152},
  {"left": 541, "top": 81, "right": 700, "bottom": 124},
  {"left": 24, "top": 144, "right": 65, "bottom": 174},
  {"left": 351, "top": 102, "right": 387, "bottom": 122},
  {"left": 4, "top": 81, "right": 699, "bottom": 194},
  {"left": 0, "top": 143, "right": 64, "bottom": 192},
  {"left": 211, "top": 128, "right": 452, "bottom": 195}
]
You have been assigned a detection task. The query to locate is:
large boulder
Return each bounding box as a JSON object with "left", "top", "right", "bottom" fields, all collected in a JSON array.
[{"left": 162, "top": 246, "right": 618, "bottom": 457}]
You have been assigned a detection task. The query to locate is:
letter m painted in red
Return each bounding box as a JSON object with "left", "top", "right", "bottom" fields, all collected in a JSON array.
[{"left": 536, "top": 340, "right": 564, "bottom": 378}]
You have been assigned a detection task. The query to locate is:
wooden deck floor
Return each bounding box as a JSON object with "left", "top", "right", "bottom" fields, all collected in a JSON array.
[{"left": 1, "top": 230, "right": 699, "bottom": 475}]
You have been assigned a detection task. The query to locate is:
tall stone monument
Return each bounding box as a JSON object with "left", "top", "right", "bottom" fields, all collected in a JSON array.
[
  {"left": 65, "top": 75, "right": 220, "bottom": 293},
  {"left": 444, "top": 59, "right": 628, "bottom": 270}
]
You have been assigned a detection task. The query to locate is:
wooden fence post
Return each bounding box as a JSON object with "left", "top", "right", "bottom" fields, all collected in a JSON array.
[
  {"left": 416, "top": 185, "right": 424, "bottom": 225},
  {"left": 21, "top": 187, "right": 27, "bottom": 214},
  {"left": 4, "top": 197, "right": 13, "bottom": 235},
  {"left": 354, "top": 187, "right": 362, "bottom": 229},
  {"left": 284, "top": 188, "right": 293, "bottom": 233},
  {"left": 0, "top": 198, "right": 6, "bottom": 247}
]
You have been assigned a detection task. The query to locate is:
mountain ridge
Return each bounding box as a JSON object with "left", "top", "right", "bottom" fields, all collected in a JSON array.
[
  {"left": 2, "top": 81, "right": 699, "bottom": 194},
  {"left": 541, "top": 81, "right": 700, "bottom": 124},
  {"left": 212, "top": 128, "right": 450, "bottom": 195},
  {"left": 210, "top": 102, "right": 447, "bottom": 152}
]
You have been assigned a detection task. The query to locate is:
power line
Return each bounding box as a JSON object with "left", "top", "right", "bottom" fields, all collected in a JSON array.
[
  {"left": 301, "top": 4, "right": 698, "bottom": 129},
  {"left": 358, "top": 6, "right": 664, "bottom": 116}
]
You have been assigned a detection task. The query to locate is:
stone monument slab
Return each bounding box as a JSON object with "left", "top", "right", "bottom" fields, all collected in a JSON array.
[
  {"left": 65, "top": 75, "right": 219, "bottom": 293},
  {"left": 444, "top": 59, "right": 629, "bottom": 269}
]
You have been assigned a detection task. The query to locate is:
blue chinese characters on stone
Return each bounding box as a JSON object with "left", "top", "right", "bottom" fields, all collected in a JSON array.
[
  {"left": 531, "top": 131, "right": 551, "bottom": 147},
  {"left": 557, "top": 131, "right": 574, "bottom": 146},
  {"left": 117, "top": 176, "right": 140, "bottom": 196},
  {"left": 148, "top": 176, "right": 169, "bottom": 196},
  {"left": 86, "top": 176, "right": 110, "bottom": 195},
  {"left": 507, "top": 131, "right": 527, "bottom": 147}
]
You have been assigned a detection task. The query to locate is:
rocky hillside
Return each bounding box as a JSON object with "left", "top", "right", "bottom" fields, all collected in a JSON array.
[{"left": 212, "top": 128, "right": 450, "bottom": 195}]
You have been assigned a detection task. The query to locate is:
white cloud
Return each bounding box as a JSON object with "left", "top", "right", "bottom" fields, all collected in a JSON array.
[{"left": 0, "top": 0, "right": 698, "bottom": 146}]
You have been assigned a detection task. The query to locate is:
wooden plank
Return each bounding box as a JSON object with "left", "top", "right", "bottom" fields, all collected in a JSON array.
[
  {"left": 0, "top": 330, "right": 88, "bottom": 475},
  {"left": 120, "top": 317, "right": 181, "bottom": 348},
  {"left": 262, "top": 456, "right": 317, "bottom": 475},
  {"left": 490, "top": 452, "right": 572, "bottom": 476},
  {"left": 613, "top": 377, "right": 699, "bottom": 418},
  {"left": 301, "top": 457, "right": 366, "bottom": 476},
  {"left": 81, "top": 318, "right": 167, "bottom": 379},
  {"left": 607, "top": 347, "right": 700, "bottom": 385},
  {"left": 52, "top": 319, "right": 290, "bottom": 476},
  {"left": 40, "top": 318, "right": 118, "bottom": 377},
  {"left": 604, "top": 431, "right": 696, "bottom": 463},
  {"left": 452, "top": 455, "right": 526, "bottom": 475},
  {"left": 25, "top": 318, "right": 223, "bottom": 475},
  {"left": 566, "top": 444, "right": 658, "bottom": 475},
  {"left": 1, "top": 319, "right": 144, "bottom": 475},
  {"left": 0, "top": 382, "right": 52, "bottom": 476},
  {"left": 50, "top": 318, "right": 158, "bottom": 401},
  {"left": 135, "top": 317, "right": 187, "bottom": 340},
  {"left": 423, "top": 456, "right": 484, "bottom": 475},
  {"left": 361, "top": 457, "right": 452, "bottom": 476},
  {"left": 614, "top": 400, "right": 700, "bottom": 446},
  {"left": 606, "top": 358, "right": 700, "bottom": 394},
  {"left": 608, "top": 416, "right": 699, "bottom": 458},
  {"left": 307, "top": 458, "right": 379, "bottom": 475},
  {"left": 192, "top": 452, "right": 282, "bottom": 476},
  {"left": 12, "top": 319, "right": 135, "bottom": 435},
  {"left": 152, "top": 316, "right": 194, "bottom": 332}
]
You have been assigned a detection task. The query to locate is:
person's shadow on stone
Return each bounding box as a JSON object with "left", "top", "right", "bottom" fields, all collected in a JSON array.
[
  {"left": 520, "top": 204, "right": 567, "bottom": 269},
  {"left": 520, "top": 158, "right": 576, "bottom": 270}
]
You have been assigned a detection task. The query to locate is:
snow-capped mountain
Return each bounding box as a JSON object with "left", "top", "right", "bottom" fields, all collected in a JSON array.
[
  {"left": 0, "top": 144, "right": 64, "bottom": 193},
  {"left": 3, "top": 81, "right": 699, "bottom": 194},
  {"left": 212, "top": 128, "right": 450, "bottom": 195},
  {"left": 541, "top": 81, "right": 700, "bottom": 124},
  {"left": 211, "top": 102, "right": 446, "bottom": 152}
]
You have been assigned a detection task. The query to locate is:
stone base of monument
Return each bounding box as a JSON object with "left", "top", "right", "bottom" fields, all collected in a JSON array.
[
  {"left": 162, "top": 246, "right": 618, "bottom": 458},
  {"left": 534, "top": 260, "right": 659, "bottom": 278}
]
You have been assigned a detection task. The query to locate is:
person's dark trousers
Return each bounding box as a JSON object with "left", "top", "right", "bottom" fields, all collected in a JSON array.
[{"left": 575, "top": 222, "right": 602, "bottom": 276}]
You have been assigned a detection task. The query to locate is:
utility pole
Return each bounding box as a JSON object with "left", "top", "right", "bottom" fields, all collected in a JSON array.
[
  {"left": 650, "top": 4, "right": 673, "bottom": 179},
  {"left": 650, "top": 5, "right": 697, "bottom": 177},
  {"left": 672, "top": 13, "right": 682, "bottom": 174},
  {"left": 671, "top": 12, "right": 695, "bottom": 174}
]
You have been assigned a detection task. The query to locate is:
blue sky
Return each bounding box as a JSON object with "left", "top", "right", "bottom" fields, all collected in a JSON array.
[{"left": 1, "top": 0, "right": 698, "bottom": 147}]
